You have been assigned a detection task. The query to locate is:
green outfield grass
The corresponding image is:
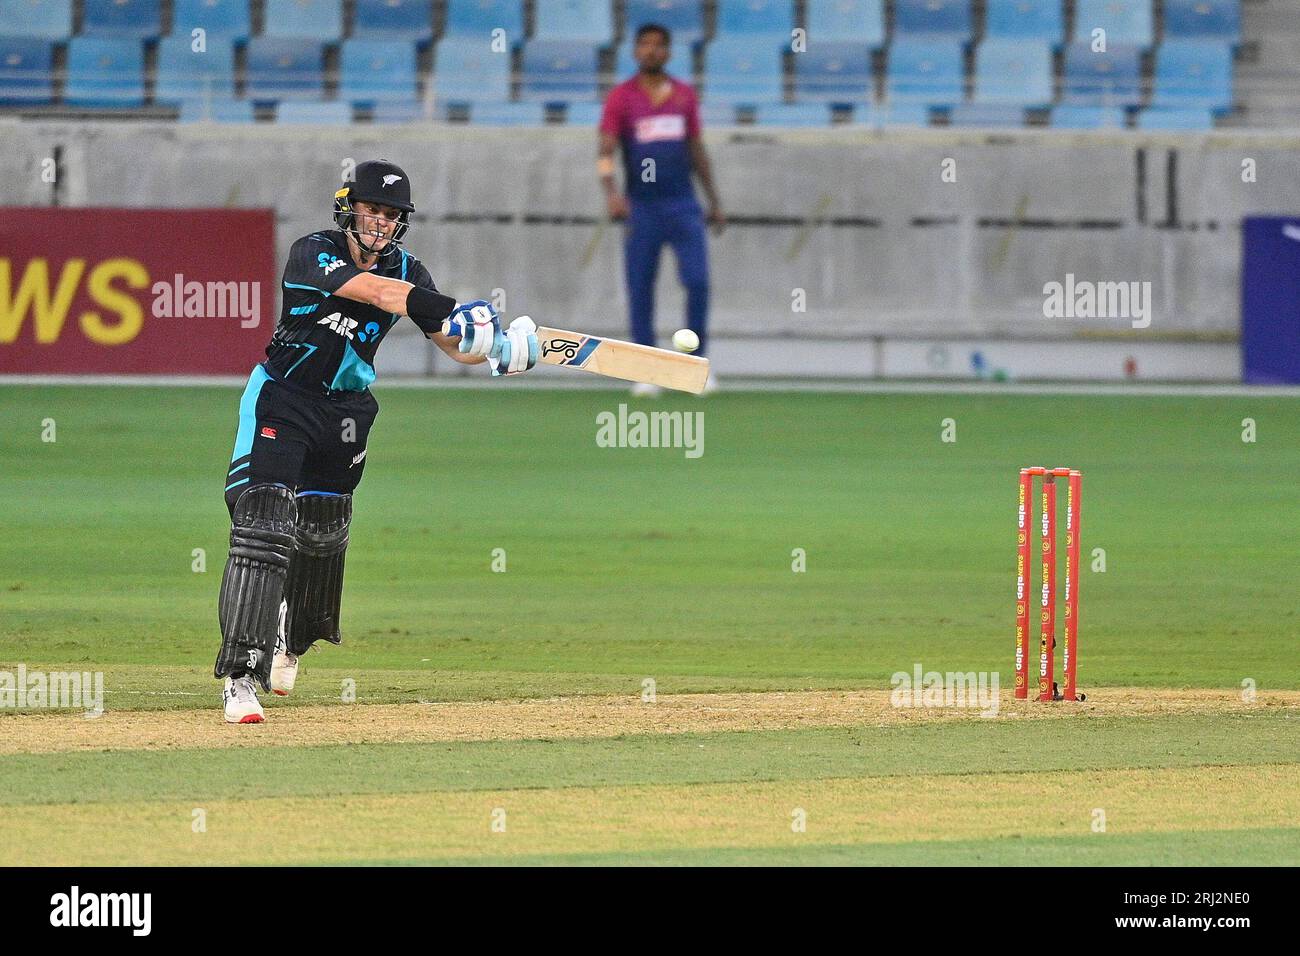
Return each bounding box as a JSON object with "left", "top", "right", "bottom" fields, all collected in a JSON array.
[{"left": 0, "top": 384, "right": 1296, "bottom": 865}]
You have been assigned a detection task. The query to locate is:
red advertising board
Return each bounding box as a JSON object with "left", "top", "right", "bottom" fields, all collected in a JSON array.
[{"left": 0, "top": 208, "right": 274, "bottom": 374}]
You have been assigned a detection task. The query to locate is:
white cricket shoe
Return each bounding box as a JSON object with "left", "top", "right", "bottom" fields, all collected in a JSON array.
[
  {"left": 223, "top": 675, "right": 264, "bottom": 724},
  {"left": 271, "top": 648, "right": 299, "bottom": 697},
  {"left": 630, "top": 382, "right": 662, "bottom": 398}
]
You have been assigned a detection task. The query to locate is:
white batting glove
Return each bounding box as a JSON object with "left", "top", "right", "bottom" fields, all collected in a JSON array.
[
  {"left": 489, "top": 316, "right": 539, "bottom": 376},
  {"left": 442, "top": 300, "right": 500, "bottom": 358}
]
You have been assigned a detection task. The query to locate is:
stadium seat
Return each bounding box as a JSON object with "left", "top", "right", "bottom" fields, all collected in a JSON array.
[
  {"left": 1050, "top": 104, "right": 1128, "bottom": 128},
  {"left": 520, "top": 39, "right": 600, "bottom": 101},
  {"left": 974, "top": 39, "right": 1053, "bottom": 106},
  {"left": 443, "top": 0, "right": 524, "bottom": 41},
  {"left": 81, "top": 0, "right": 162, "bottom": 39},
  {"left": 0, "top": 37, "right": 54, "bottom": 104},
  {"left": 263, "top": 0, "right": 343, "bottom": 41},
  {"left": 351, "top": 0, "right": 434, "bottom": 42},
  {"left": 565, "top": 100, "right": 603, "bottom": 124},
  {"left": 1137, "top": 106, "right": 1214, "bottom": 129},
  {"left": 947, "top": 103, "right": 1026, "bottom": 126},
  {"left": 465, "top": 100, "right": 547, "bottom": 125},
  {"left": 857, "top": 102, "right": 932, "bottom": 126},
  {"left": 63, "top": 38, "right": 145, "bottom": 106},
  {"left": 371, "top": 99, "right": 433, "bottom": 122},
  {"left": 533, "top": 0, "right": 614, "bottom": 45},
  {"left": 432, "top": 40, "right": 511, "bottom": 103},
  {"left": 624, "top": 0, "right": 705, "bottom": 48},
  {"left": 276, "top": 100, "right": 354, "bottom": 123},
  {"left": 754, "top": 102, "right": 834, "bottom": 126},
  {"left": 1164, "top": 0, "right": 1240, "bottom": 41},
  {"left": 984, "top": 0, "right": 1064, "bottom": 43},
  {"left": 341, "top": 39, "right": 419, "bottom": 106},
  {"left": 154, "top": 35, "right": 237, "bottom": 104},
  {"left": 1073, "top": 0, "right": 1153, "bottom": 47},
  {"left": 793, "top": 41, "right": 873, "bottom": 103},
  {"left": 1062, "top": 41, "right": 1142, "bottom": 105},
  {"left": 1151, "top": 40, "right": 1233, "bottom": 110},
  {"left": 806, "top": 0, "right": 885, "bottom": 47},
  {"left": 179, "top": 96, "right": 256, "bottom": 121},
  {"left": 886, "top": 39, "right": 964, "bottom": 105},
  {"left": 714, "top": 0, "right": 794, "bottom": 41},
  {"left": 894, "top": 0, "right": 971, "bottom": 38},
  {"left": 244, "top": 37, "right": 326, "bottom": 100},
  {"left": 0, "top": 0, "right": 73, "bottom": 40},
  {"left": 171, "top": 0, "right": 252, "bottom": 42},
  {"left": 703, "top": 36, "right": 783, "bottom": 104}
]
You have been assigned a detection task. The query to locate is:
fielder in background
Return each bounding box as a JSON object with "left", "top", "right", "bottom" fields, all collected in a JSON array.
[
  {"left": 599, "top": 22, "right": 723, "bottom": 396},
  {"left": 214, "top": 159, "right": 539, "bottom": 724}
]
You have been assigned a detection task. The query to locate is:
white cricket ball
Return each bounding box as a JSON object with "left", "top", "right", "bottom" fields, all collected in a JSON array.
[{"left": 672, "top": 329, "right": 699, "bottom": 353}]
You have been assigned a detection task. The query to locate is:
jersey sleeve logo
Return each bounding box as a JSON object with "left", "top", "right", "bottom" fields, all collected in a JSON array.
[{"left": 317, "top": 252, "right": 347, "bottom": 275}]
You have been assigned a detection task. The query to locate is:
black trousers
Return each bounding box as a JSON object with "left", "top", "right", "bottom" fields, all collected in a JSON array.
[{"left": 223, "top": 364, "right": 379, "bottom": 515}]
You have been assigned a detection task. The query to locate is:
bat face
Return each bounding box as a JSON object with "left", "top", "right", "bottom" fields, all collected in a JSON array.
[{"left": 537, "top": 327, "right": 709, "bottom": 394}]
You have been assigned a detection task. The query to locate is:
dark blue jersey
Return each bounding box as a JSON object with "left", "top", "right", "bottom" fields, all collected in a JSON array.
[{"left": 265, "top": 230, "right": 438, "bottom": 394}]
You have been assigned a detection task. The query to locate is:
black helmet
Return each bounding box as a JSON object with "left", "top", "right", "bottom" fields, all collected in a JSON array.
[{"left": 334, "top": 159, "right": 414, "bottom": 257}]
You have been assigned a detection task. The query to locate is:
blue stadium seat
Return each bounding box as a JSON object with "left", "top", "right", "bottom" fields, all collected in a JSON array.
[
  {"left": 432, "top": 40, "right": 511, "bottom": 103},
  {"left": 520, "top": 39, "right": 600, "bottom": 101},
  {"left": 984, "top": 0, "right": 1063, "bottom": 42},
  {"left": 341, "top": 39, "right": 419, "bottom": 106},
  {"left": 564, "top": 100, "right": 603, "bottom": 124},
  {"left": 714, "top": 0, "right": 793, "bottom": 41},
  {"left": 1050, "top": 104, "right": 1128, "bottom": 127},
  {"left": 0, "top": 37, "right": 54, "bottom": 104},
  {"left": 948, "top": 103, "right": 1026, "bottom": 126},
  {"left": 754, "top": 102, "right": 834, "bottom": 126},
  {"left": 533, "top": 0, "right": 613, "bottom": 45},
  {"left": 974, "top": 39, "right": 1052, "bottom": 106},
  {"left": 624, "top": 1, "right": 705, "bottom": 47},
  {"left": 794, "top": 41, "right": 872, "bottom": 103},
  {"left": 0, "top": 0, "right": 72, "bottom": 40},
  {"left": 263, "top": 0, "right": 343, "bottom": 41},
  {"left": 371, "top": 99, "right": 433, "bottom": 121},
  {"left": 857, "top": 102, "right": 932, "bottom": 126},
  {"left": 1164, "top": 0, "right": 1239, "bottom": 41},
  {"left": 1073, "top": 0, "right": 1153, "bottom": 47},
  {"left": 171, "top": 0, "right": 252, "bottom": 42},
  {"left": 466, "top": 100, "right": 547, "bottom": 125},
  {"left": 179, "top": 96, "right": 256, "bottom": 121},
  {"left": 81, "top": 0, "right": 162, "bottom": 39},
  {"left": 444, "top": 0, "right": 524, "bottom": 40},
  {"left": 1062, "top": 41, "right": 1142, "bottom": 105},
  {"left": 807, "top": 0, "right": 884, "bottom": 46},
  {"left": 276, "top": 99, "right": 353, "bottom": 123},
  {"left": 244, "top": 37, "right": 326, "bottom": 100},
  {"left": 886, "top": 39, "right": 964, "bottom": 105},
  {"left": 154, "top": 35, "right": 236, "bottom": 104},
  {"left": 703, "top": 36, "right": 783, "bottom": 104},
  {"left": 351, "top": 0, "right": 433, "bottom": 42},
  {"left": 64, "top": 38, "right": 145, "bottom": 106},
  {"left": 1137, "top": 106, "right": 1214, "bottom": 130},
  {"left": 1151, "top": 39, "right": 1232, "bottom": 110},
  {"left": 894, "top": 0, "right": 971, "bottom": 38}
]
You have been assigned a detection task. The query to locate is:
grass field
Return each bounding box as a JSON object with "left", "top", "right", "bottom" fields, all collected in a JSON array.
[{"left": 1, "top": 384, "right": 1297, "bottom": 865}]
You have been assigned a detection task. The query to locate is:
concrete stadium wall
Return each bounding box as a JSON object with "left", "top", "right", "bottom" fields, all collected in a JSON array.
[{"left": 6, "top": 122, "right": 1299, "bottom": 380}]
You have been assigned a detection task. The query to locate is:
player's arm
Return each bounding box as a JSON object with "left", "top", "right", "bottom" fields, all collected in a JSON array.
[
  {"left": 334, "top": 273, "right": 486, "bottom": 364},
  {"left": 598, "top": 133, "right": 627, "bottom": 220}
]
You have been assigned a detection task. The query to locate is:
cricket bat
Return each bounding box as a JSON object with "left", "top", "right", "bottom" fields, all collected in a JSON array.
[{"left": 535, "top": 327, "right": 709, "bottom": 394}]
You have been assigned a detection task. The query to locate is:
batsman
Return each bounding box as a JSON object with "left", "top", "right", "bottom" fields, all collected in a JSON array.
[{"left": 214, "top": 159, "right": 539, "bottom": 723}]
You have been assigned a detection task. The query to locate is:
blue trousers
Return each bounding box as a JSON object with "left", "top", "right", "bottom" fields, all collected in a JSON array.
[{"left": 624, "top": 196, "right": 710, "bottom": 355}]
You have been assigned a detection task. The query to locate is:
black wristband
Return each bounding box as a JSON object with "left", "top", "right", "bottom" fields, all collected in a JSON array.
[{"left": 406, "top": 286, "right": 459, "bottom": 334}]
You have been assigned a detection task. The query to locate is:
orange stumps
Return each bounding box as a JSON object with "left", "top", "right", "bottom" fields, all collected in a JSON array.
[
  {"left": 1038, "top": 476, "right": 1057, "bottom": 701},
  {"left": 1017, "top": 467, "right": 1081, "bottom": 703},
  {"left": 1063, "top": 470, "right": 1082, "bottom": 701},
  {"left": 1015, "top": 469, "right": 1033, "bottom": 699}
]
